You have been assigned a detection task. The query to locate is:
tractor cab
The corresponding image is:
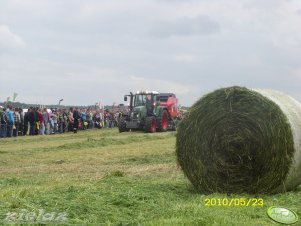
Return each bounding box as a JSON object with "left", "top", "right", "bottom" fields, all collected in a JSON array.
[
  {"left": 134, "top": 93, "right": 152, "bottom": 107},
  {"left": 124, "top": 91, "right": 159, "bottom": 115},
  {"left": 124, "top": 91, "right": 159, "bottom": 106},
  {"left": 133, "top": 91, "right": 159, "bottom": 112}
]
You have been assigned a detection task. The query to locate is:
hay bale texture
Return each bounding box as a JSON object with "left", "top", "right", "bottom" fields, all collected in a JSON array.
[{"left": 176, "top": 86, "right": 301, "bottom": 193}]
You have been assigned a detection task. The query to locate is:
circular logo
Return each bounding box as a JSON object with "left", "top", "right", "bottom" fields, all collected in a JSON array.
[{"left": 267, "top": 206, "right": 298, "bottom": 225}]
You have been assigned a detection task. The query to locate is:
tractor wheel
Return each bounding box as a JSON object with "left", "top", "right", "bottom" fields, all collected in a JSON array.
[
  {"left": 145, "top": 116, "right": 156, "bottom": 133},
  {"left": 157, "top": 110, "right": 168, "bottom": 132},
  {"left": 118, "top": 117, "right": 129, "bottom": 133}
]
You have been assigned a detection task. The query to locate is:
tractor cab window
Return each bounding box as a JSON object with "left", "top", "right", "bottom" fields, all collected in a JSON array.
[
  {"left": 134, "top": 95, "right": 146, "bottom": 107},
  {"left": 134, "top": 94, "right": 154, "bottom": 107}
]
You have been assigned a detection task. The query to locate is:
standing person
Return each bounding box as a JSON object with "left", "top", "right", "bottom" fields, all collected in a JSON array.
[
  {"left": 18, "top": 108, "right": 24, "bottom": 136},
  {"left": 57, "top": 109, "right": 63, "bottom": 133},
  {"left": 0, "top": 107, "right": 8, "bottom": 138},
  {"left": 23, "top": 108, "right": 30, "bottom": 135},
  {"left": 93, "top": 110, "right": 99, "bottom": 129},
  {"left": 28, "top": 107, "right": 36, "bottom": 136},
  {"left": 48, "top": 109, "right": 54, "bottom": 134},
  {"left": 34, "top": 108, "right": 39, "bottom": 135},
  {"left": 93, "top": 110, "right": 103, "bottom": 129},
  {"left": 38, "top": 109, "right": 45, "bottom": 135},
  {"left": 68, "top": 108, "right": 74, "bottom": 132},
  {"left": 80, "top": 109, "right": 86, "bottom": 130},
  {"left": 104, "top": 110, "right": 109, "bottom": 128},
  {"left": 13, "top": 108, "right": 21, "bottom": 137},
  {"left": 61, "top": 109, "right": 65, "bottom": 133},
  {"left": 87, "top": 109, "right": 93, "bottom": 129},
  {"left": 62, "top": 108, "right": 68, "bottom": 133},
  {"left": 43, "top": 108, "right": 50, "bottom": 135},
  {"left": 48, "top": 109, "right": 52, "bottom": 133},
  {"left": 52, "top": 110, "right": 58, "bottom": 134},
  {"left": 86, "top": 109, "right": 92, "bottom": 129},
  {"left": 99, "top": 109, "right": 104, "bottom": 128},
  {"left": 6, "top": 106, "right": 14, "bottom": 137},
  {"left": 108, "top": 111, "right": 114, "bottom": 128},
  {"left": 73, "top": 108, "right": 80, "bottom": 133}
]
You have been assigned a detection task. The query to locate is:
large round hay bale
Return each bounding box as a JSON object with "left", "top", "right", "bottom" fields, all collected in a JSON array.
[{"left": 176, "top": 86, "right": 301, "bottom": 193}]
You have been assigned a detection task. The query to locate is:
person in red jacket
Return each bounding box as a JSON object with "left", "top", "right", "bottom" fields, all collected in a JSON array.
[{"left": 38, "top": 109, "right": 45, "bottom": 135}]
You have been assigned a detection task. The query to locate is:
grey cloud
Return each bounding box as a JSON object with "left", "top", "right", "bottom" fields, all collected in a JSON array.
[
  {"left": 0, "top": 25, "right": 26, "bottom": 52},
  {"left": 149, "top": 16, "right": 220, "bottom": 38},
  {"left": 242, "top": 0, "right": 287, "bottom": 9}
]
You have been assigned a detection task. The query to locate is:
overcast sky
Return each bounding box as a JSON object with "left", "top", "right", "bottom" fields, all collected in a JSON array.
[{"left": 1, "top": 0, "right": 301, "bottom": 106}]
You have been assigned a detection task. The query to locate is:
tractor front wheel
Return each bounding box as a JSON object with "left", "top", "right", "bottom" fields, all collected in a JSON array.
[
  {"left": 157, "top": 110, "right": 168, "bottom": 132},
  {"left": 118, "top": 117, "right": 129, "bottom": 133},
  {"left": 145, "top": 116, "right": 156, "bottom": 133}
]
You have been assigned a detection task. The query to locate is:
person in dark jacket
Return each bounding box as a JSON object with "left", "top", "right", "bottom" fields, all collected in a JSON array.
[
  {"left": 28, "top": 107, "right": 36, "bottom": 135},
  {"left": 73, "top": 108, "right": 80, "bottom": 133},
  {"left": 0, "top": 107, "right": 8, "bottom": 138}
]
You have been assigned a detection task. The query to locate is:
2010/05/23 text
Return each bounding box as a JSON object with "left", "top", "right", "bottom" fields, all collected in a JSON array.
[{"left": 204, "top": 198, "right": 264, "bottom": 207}]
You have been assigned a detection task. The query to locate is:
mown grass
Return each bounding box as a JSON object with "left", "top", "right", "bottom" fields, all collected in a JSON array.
[{"left": 0, "top": 129, "right": 300, "bottom": 225}]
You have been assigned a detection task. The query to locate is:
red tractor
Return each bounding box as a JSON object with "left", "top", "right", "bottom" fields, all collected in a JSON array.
[{"left": 119, "top": 91, "right": 179, "bottom": 133}]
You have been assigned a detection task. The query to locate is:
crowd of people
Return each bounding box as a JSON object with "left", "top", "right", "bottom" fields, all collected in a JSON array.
[{"left": 0, "top": 106, "right": 122, "bottom": 138}]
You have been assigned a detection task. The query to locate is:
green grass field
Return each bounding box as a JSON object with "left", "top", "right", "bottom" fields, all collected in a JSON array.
[{"left": 0, "top": 129, "right": 300, "bottom": 225}]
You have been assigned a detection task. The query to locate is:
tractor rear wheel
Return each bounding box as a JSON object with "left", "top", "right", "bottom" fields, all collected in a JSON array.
[
  {"left": 118, "top": 117, "right": 129, "bottom": 133},
  {"left": 145, "top": 116, "right": 156, "bottom": 133},
  {"left": 157, "top": 110, "right": 168, "bottom": 132}
]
